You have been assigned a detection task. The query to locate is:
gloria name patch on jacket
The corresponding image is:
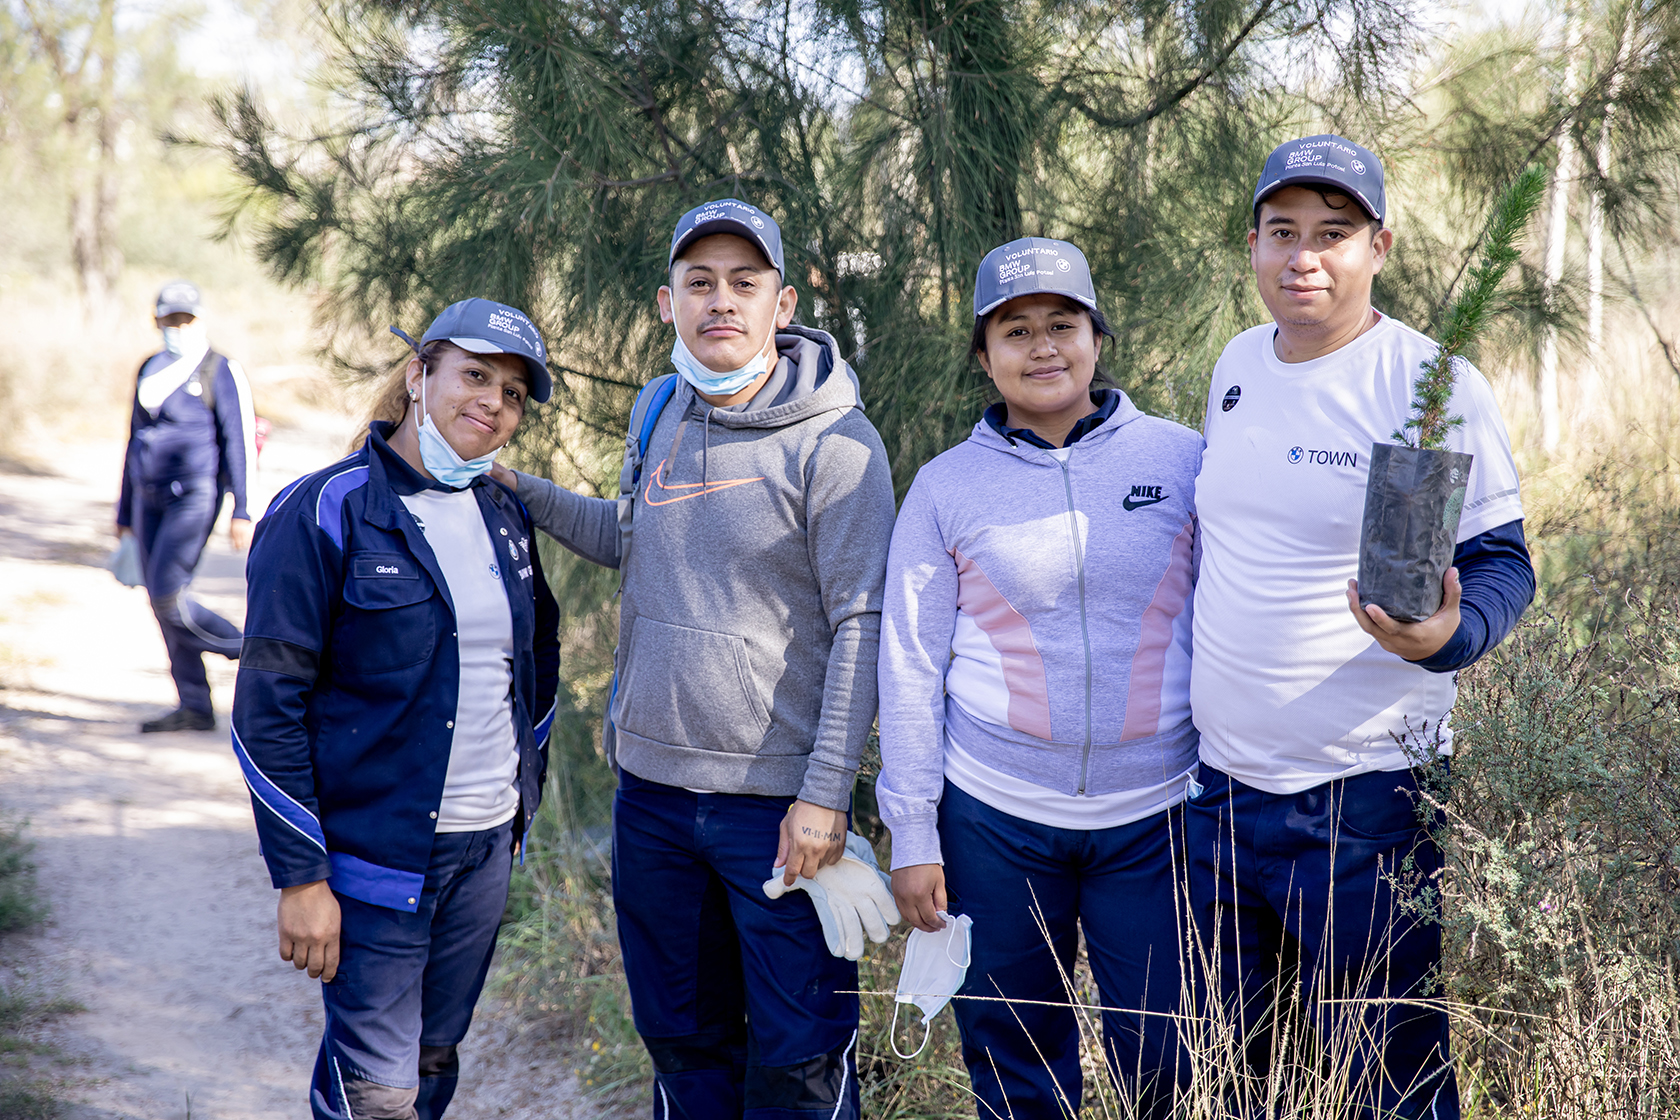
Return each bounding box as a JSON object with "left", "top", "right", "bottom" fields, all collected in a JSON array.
[{"left": 351, "top": 553, "right": 420, "bottom": 580}]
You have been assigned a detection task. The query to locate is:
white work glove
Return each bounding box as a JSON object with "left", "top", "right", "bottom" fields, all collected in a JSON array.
[{"left": 763, "top": 832, "right": 902, "bottom": 960}]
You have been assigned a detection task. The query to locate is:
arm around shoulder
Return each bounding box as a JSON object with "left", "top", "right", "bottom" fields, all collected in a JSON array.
[{"left": 511, "top": 469, "right": 620, "bottom": 569}]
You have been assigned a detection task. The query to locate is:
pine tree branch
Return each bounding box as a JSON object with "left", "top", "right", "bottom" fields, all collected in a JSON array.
[
  {"left": 1399, "top": 164, "right": 1547, "bottom": 449},
  {"left": 1431, "top": 33, "right": 1651, "bottom": 325},
  {"left": 1053, "top": 0, "right": 1280, "bottom": 130}
]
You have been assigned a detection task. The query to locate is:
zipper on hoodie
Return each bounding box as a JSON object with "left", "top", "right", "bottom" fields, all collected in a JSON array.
[{"left": 1056, "top": 456, "right": 1096, "bottom": 795}]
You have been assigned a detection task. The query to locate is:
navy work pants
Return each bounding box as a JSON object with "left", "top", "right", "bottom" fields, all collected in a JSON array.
[
  {"left": 134, "top": 479, "right": 241, "bottom": 713},
  {"left": 1184, "top": 763, "right": 1458, "bottom": 1119},
  {"left": 612, "top": 769, "right": 860, "bottom": 1120},
  {"left": 938, "top": 782, "right": 1189, "bottom": 1120},
  {"left": 310, "top": 820, "right": 514, "bottom": 1120}
]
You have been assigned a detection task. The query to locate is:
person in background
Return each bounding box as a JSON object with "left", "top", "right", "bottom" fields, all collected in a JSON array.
[
  {"left": 877, "top": 237, "right": 1200, "bottom": 1119},
  {"left": 495, "top": 199, "right": 898, "bottom": 1120},
  {"left": 232, "top": 298, "right": 560, "bottom": 1120},
  {"left": 117, "top": 280, "right": 255, "bottom": 732},
  {"left": 1188, "top": 135, "right": 1535, "bottom": 1119}
]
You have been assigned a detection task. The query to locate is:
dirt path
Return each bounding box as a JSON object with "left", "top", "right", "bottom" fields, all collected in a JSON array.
[{"left": 0, "top": 412, "right": 599, "bottom": 1119}]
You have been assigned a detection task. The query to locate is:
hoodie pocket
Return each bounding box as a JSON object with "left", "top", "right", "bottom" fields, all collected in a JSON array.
[{"left": 615, "top": 618, "right": 771, "bottom": 754}]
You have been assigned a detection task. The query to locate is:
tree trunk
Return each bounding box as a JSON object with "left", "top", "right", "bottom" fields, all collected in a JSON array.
[
  {"left": 1538, "top": 9, "right": 1581, "bottom": 455},
  {"left": 1585, "top": 11, "right": 1636, "bottom": 412},
  {"left": 70, "top": 0, "right": 121, "bottom": 312}
]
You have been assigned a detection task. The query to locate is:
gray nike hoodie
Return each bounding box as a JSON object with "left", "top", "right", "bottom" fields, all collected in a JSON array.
[{"left": 512, "top": 325, "right": 896, "bottom": 809}]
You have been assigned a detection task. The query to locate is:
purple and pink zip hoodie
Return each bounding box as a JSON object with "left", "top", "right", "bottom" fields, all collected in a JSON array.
[{"left": 876, "top": 389, "right": 1203, "bottom": 868}]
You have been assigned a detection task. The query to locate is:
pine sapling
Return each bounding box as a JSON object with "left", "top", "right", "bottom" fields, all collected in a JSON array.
[{"left": 1397, "top": 164, "right": 1548, "bottom": 450}]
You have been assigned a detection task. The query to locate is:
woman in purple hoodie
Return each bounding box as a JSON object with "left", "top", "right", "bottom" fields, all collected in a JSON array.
[{"left": 876, "top": 237, "right": 1201, "bottom": 1118}]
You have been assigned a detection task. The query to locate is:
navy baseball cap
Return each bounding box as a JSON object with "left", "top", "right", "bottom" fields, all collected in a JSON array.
[
  {"left": 414, "top": 298, "right": 551, "bottom": 403},
  {"left": 668, "top": 199, "right": 784, "bottom": 275},
  {"left": 1253, "top": 134, "right": 1385, "bottom": 226},
  {"left": 155, "top": 280, "right": 203, "bottom": 318},
  {"left": 973, "top": 237, "right": 1098, "bottom": 318}
]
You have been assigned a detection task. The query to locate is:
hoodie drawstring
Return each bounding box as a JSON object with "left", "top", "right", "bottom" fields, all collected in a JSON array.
[{"left": 702, "top": 407, "right": 713, "bottom": 492}]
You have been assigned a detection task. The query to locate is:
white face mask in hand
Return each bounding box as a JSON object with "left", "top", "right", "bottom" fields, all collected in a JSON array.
[{"left": 891, "top": 911, "right": 974, "bottom": 1059}]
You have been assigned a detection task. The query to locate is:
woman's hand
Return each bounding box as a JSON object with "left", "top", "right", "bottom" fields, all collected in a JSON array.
[
  {"left": 278, "top": 880, "right": 341, "bottom": 982},
  {"left": 775, "top": 799, "right": 848, "bottom": 886},
  {"left": 891, "top": 864, "right": 948, "bottom": 933}
]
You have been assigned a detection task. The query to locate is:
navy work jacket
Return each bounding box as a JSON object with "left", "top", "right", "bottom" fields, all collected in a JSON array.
[
  {"left": 232, "top": 423, "right": 560, "bottom": 911},
  {"left": 118, "top": 349, "right": 256, "bottom": 524}
]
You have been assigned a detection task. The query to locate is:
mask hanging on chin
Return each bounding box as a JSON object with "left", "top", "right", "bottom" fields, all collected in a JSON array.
[
  {"left": 415, "top": 371, "right": 500, "bottom": 488},
  {"left": 669, "top": 311, "right": 777, "bottom": 397}
]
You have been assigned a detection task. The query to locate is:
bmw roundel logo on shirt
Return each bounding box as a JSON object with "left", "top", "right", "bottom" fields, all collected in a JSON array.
[{"left": 1288, "top": 445, "right": 1304, "bottom": 463}]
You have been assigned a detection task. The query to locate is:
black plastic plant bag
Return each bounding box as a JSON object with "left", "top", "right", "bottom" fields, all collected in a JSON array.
[{"left": 1357, "top": 444, "right": 1474, "bottom": 623}]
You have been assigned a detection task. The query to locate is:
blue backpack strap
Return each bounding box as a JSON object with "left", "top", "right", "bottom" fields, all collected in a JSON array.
[
  {"left": 629, "top": 373, "right": 679, "bottom": 487},
  {"left": 616, "top": 370, "right": 677, "bottom": 555},
  {"left": 608, "top": 373, "right": 679, "bottom": 750}
]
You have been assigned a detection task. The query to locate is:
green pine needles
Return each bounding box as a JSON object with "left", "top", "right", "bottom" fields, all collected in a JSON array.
[{"left": 1398, "top": 164, "right": 1548, "bottom": 450}]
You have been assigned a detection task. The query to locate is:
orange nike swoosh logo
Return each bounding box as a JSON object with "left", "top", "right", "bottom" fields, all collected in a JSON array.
[{"left": 644, "top": 460, "right": 766, "bottom": 506}]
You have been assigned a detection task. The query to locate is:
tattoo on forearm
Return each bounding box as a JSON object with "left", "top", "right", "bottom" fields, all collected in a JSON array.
[{"left": 800, "top": 826, "right": 844, "bottom": 843}]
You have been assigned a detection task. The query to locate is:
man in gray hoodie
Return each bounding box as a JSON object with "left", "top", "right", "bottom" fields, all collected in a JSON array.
[{"left": 498, "top": 199, "right": 896, "bottom": 1120}]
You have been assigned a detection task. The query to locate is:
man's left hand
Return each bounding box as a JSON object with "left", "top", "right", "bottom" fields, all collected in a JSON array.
[
  {"left": 1347, "top": 567, "right": 1460, "bottom": 661},
  {"left": 775, "top": 799, "right": 848, "bottom": 887},
  {"left": 230, "top": 518, "right": 254, "bottom": 552}
]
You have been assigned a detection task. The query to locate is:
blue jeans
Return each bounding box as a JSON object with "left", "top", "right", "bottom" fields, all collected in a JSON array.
[
  {"left": 938, "top": 782, "right": 1189, "bottom": 1120},
  {"left": 310, "top": 820, "right": 514, "bottom": 1120},
  {"left": 134, "top": 480, "right": 241, "bottom": 713},
  {"left": 1184, "top": 763, "right": 1458, "bottom": 1120},
  {"left": 612, "top": 768, "right": 859, "bottom": 1120}
]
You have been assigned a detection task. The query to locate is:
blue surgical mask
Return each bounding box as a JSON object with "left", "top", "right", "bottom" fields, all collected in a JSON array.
[
  {"left": 415, "top": 372, "right": 500, "bottom": 487},
  {"left": 670, "top": 314, "right": 776, "bottom": 397}
]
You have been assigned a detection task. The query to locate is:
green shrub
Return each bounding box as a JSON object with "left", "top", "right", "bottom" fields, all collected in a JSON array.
[
  {"left": 0, "top": 821, "right": 43, "bottom": 936},
  {"left": 1418, "top": 600, "right": 1680, "bottom": 1117}
]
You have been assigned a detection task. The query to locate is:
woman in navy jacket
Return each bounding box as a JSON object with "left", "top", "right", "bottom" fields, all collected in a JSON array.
[{"left": 233, "top": 299, "right": 560, "bottom": 1120}]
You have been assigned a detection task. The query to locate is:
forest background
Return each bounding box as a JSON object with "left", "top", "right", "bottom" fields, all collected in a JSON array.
[{"left": 3, "top": 0, "right": 1679, "bottom": 1114}]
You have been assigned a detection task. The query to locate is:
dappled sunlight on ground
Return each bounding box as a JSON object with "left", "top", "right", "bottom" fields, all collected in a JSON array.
[{"left": 1, "top": 398, "right": 601, "bottom": 1117}]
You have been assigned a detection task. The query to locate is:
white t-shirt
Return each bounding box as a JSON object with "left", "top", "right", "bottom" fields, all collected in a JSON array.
[
  {"left": 944, "top": 735, "right": 1193, "bottom": 831},
  {"left": 1191, "top": 313, "right": 1524, "bottom": 794},
  {"left": 400, "top": 487, "right": 521, "bottom": 831}
]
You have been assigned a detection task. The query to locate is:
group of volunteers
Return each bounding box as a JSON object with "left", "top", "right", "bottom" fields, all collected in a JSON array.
[{"left": 171, "top": 132, "right": 1531, "bottom": 1120}]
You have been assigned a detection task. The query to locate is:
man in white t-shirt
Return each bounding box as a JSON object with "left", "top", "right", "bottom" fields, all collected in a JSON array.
[{"left": 1187, "top": 135, "right": 1534, "bottom": 1120}]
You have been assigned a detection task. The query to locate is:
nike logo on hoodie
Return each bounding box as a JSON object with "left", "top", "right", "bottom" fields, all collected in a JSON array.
[{"left": 643, "top": 459, "right": 765, "bottom": 505}]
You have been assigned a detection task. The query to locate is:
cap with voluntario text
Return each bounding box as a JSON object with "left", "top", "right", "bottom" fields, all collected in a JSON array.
[
  {"left": 973, "top": 237, "right": 1098, "bottom": 318},
  {"left": 413, "top": 298, "right": 552, "bottom": 403},
  {"left": 155, "top": 280, "right": 203, "bottom": 318},
  {"left": 668, "top": 198, "right": 784, "bottom": 275},
  {"left": 1253, "top": 134, "right": 1386, "bottom": 226}
]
